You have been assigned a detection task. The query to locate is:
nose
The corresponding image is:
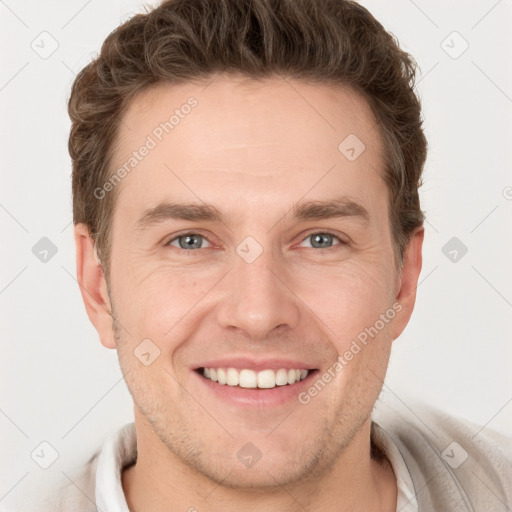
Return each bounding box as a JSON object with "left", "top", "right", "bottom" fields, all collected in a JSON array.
[{"left": 216, "top": 245, "right": 301, "bottom": 339}]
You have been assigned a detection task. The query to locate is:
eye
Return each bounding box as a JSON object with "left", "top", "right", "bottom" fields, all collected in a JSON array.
[
  {"left": 299, "top": 232, "right": 344, "bottom": 250},
  {"left": 166, "top": 233, "right": 212, "bottom": 250}
]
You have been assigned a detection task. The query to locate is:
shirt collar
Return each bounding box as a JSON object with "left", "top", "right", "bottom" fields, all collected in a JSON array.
[{"left": 95, "top": 422, "right": 136, "bottom": 512}]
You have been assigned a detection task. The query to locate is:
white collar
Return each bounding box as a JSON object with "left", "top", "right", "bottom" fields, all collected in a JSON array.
[
  {"left": 95, "top": 423, "right": 136, "bottom": 512},
  {"left": 371, "top": 420, "right": 419, "bottom": 512}
]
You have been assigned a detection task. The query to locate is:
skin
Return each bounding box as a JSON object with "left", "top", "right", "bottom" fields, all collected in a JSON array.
[{"left": 75, "top": 74, "right": 424, "bottom": 512}]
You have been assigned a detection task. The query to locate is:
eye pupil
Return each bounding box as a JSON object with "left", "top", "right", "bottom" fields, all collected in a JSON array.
[
  {"left": 179, "top": 234, "right": 202, "bottom": 249},
  {"left": 311, "top": 233, "right": 333, "bottom": 248}
]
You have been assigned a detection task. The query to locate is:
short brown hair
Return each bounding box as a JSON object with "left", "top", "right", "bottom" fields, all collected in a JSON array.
[{"left": 69, "top": 0, "right": 427, "bottom": 281}]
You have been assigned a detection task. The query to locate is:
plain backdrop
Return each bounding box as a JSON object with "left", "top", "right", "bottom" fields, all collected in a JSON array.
[{"left": 1, "top": 0, "right": 511, "bottom": 507}]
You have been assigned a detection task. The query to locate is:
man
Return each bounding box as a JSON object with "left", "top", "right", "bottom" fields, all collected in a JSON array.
[{"left": 29, "top": 0, "right": 512, "bottom": 510}]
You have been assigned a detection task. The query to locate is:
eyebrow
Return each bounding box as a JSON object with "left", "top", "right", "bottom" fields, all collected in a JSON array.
[
  {"left": 135, "top": 197, "right": 370, "bottom": 231},
  {"left": 291, "top": 198, "right": 369, "bottom": 223},
  {"left": 136, "top": 203, "right": 223, "bottom": 231}
]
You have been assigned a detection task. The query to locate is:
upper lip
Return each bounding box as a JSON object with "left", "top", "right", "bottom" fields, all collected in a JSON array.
[{"left": 193, "top": 357, "right": 317, "bottom": 372}]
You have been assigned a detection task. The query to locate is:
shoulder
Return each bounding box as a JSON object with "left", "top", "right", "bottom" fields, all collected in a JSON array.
[
  {"left": 375, "top": 400, "right": 512, "bottom": 463},
  {"left": 7, "top": 452, "right": 100, "bottom": 512},
  {"left": 9, "top": 422, "right": 137, "bottom": 512},
  {"left": 372, "top": 399, "right": 512, "bottom": 511}
]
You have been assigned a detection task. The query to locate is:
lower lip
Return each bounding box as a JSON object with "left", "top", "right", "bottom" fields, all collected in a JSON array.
[{"left": 193, "top": 369, "right": 318, "bottom": 408}]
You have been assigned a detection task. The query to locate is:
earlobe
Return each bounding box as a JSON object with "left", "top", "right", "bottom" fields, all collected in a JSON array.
[
  {"left": 74, "top": 224, "right": 116, "bottom": 349},
  {"left": 391, "top": 226, "right": 424, "bottom": 341}
]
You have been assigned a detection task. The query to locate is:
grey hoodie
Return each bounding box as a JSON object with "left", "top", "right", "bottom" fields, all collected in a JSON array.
[{"left": 9, "top": 401, "right": 512, "bottom": 511}]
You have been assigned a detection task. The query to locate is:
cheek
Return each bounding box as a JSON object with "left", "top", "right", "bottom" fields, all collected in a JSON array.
[
  {"left": 292, "top": 259, "right": 395, "bottom": 339},
  {"left": 112, "top": 263, "right": 220, "bottom": 342}
]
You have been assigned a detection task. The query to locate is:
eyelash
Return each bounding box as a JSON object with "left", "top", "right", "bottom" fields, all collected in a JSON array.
[{"left": 164, "top": 230, "right": 347, "bottom": 252}]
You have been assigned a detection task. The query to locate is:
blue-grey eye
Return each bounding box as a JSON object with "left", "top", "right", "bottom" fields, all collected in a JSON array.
[
  {"left": 169, "top": 234, "right": 211, "bottom": 250},
  {"left": 301, "top": 233, "right": 341, "bottom": 249}
]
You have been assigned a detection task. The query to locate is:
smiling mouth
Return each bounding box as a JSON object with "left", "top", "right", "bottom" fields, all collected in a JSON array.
[{"left": 196, "top": 367, "right": 317, "bottom": 389}]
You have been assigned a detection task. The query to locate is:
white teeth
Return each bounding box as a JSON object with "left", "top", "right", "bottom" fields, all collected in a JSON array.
[
  {"left": 275, "top": 368, "right": 288, "bottom": 386},
  {"left": 217, "top": 368, "right": 226, "bottom": 385},
  {"left": 257, "top": 369, "right": 275, "bottom": 389},
  {"left": 239, "top": 369, "right": 257, "bottom": 388},
  {"left": 226, "top": 367, "right": 239, "bottom": 386},
  {"left": 201, "top": 367, "right": 310, "bottom": 388}
]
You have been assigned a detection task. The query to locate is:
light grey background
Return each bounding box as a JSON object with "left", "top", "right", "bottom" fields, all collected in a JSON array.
[{"left": 1, "top": 0, "right": 511, "bottom": 507}]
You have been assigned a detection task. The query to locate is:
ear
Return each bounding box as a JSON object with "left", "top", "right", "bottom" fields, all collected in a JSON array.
[
  {"left": 391, "top": 226, "right": 424, "bottom": 341},
  {"left": 74, "top": 223, "right": 116, "bottom": 349}
]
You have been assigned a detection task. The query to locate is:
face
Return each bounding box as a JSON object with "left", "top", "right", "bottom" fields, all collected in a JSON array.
[{"left": 77, "top": 75, "right": 422, "bottom": 489}]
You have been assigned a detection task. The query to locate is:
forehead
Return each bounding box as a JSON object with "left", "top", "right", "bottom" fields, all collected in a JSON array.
[
  {"left": 119, "top": 75, "right": 380, "bottom": 154},
  {"left": 110, "top": 75, "right": 387, "bottom": 227}
]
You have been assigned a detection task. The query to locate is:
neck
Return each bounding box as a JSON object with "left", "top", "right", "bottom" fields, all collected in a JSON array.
[{"left": 122, "top": 413, "right": 397, "bottom": 512}]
